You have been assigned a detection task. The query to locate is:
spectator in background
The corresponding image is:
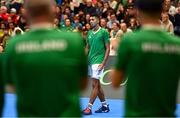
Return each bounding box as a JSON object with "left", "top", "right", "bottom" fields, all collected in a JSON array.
[
  {"left": 161, "top": 12, "right": 174, "bottom": 34},
  {"left": 102, "top": 2, "right": 111, "bottom": 18},
  {"left": 61, "top": 18, "right": 74, "bottom": 31},
  {"left": 61, "top": 0, "right": 71, "bottom": 12},
  {"left": 109, "top": 0, "right": 118, "bottom": 10},
  {"left": 128, "top": 17, "right": 138, "bottom": 31},
  {"left": 69, "top": 0, "right": 81, "bottom": 13},
  {"left": 116, "top": 3, "right": 125, "bottom": 22},
  {"left": 110, "top": 22, "right": 122, "bottom": 55},
  {"left": 9, "top": 8, "right": 18, "bottom": 24},
  {"left": 110, "top": 22, "right": 122, "bottom": 40},
  {"left": 12, "top": 26, "right": 24, "bottom": 36},
  {"left": 54, "top": 5, "right": 62, "bottom": 20},
  {"left": 0, "top": 6, "right": 9, "bottom": 22},
  {"left": 119, "top": 22, "right": 132, "bottom": 36},
  {"left": 83, "top": 0, "right": 96, "bottom": 15},
  {"left": 17, "top": 15, "right": 27, "bottom": 31},
  {"left": 1, "top": 0, "right": 6, "bottom": 6},
  {"left": 64, "top": 6, "right": 74, "bottom": 21},
  {"left": 100, "top": 18, "right": 108, "bottom": 29},
  {"left": 164, "top": 0, "right": 177, "bottom": 16},
  {"left": 73, "top": 15, "right": 83, "bottom": 30},
  {"left": 96, "top": 1, "right": 104, "bottom": 16},
  {"left": 85, "top": 13, "right": 91, "bottom": 24},
  {"left": 8, "top": 22, "right": 15, "bottom": 36},
  {"left": 60, "top": 14, "right": 69, "bottom": 28},
  {"left": 174, "top": 7, "right": 180, "bottom": 36},
  {"left": 9, "top": 0, "right": 23, "bottom": 14},
  {"left": 0, "top": 29, "right": 10, "bottom": 49},
  {"left": 176, "top": 1, "right": 180, "bottom": 12},
  {"left": 54, "top": 18, "right": 60, "bottom": 28},
  {"left": 82, "top": 23, "right": 91, "bottom": 39},
  {"left": 107, "top": 13, "right": 119, "bottom": 29},
  {"left": 85, "top": 23, "right": 91, "bottom": 30}
]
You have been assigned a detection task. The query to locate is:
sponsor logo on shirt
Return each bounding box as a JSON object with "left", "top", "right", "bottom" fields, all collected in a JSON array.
[
  {"left": 16, "top": 40, "right": 67, "bottom": 53},
  {"left": 142, "top": 43, "right": 180, "bottom": 54}
]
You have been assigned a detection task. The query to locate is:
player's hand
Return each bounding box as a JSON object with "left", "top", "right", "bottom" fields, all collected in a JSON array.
[{"left": 98, "top": 64, "right": 105, "bottom": 71}]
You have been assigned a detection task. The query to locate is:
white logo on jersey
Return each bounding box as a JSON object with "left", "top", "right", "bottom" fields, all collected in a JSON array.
[
  {"left": 16, "top": 40, "right": 67, "bottom": 53},
  {"left": 142, "top": 43, "right": 180, "bottom": 54}
]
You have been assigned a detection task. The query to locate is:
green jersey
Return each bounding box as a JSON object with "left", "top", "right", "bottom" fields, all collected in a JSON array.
[
  {"left": 3, "top": 28, "right": 87, "bottom": 117},
  {"left": 115, "top": 28, "right": 180, "bottom": 117},
  {"left": 0, "top": 54, "right": 4, "bottom": 117},
  {"left": 87, "top": 27, "right": 110, "bottom": 64}
]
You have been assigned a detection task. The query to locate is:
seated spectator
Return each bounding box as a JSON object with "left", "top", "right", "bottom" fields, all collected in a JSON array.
[
  {"left": 61, "top": 18, "right": 74, "bottom": 32},
  {"left": 102, "top": 2, "right": 111, "bottom": 18},
  {"left": 0, "top": 6, "right": 9, "bottom": 22},
  {"left": 0, "top": 29, "right": 10, "bottom": 49},
  {"left": 8, "top": 22, "right": 15, "bottom": 36},
  {"left": 164, "top": 0, "right": 177, "bottom": 16},
  {"left": 119, "top": 22, "right": 132, "bottom": 36},
  {"left": 116, "top": 3, "right": 125, "bottom": 22},
  {"left": 174, "top": 7, "right": 180, "bottom": 36},
  {"left": 95, "top": 1, "right": 103, "bottom": 16},
  {"left": 110, "top": 22, "right": 122, "bottom": 55},
  {"left": 100, "top": 18, "right": 108, "bottom": 29},
  {"left": 85, "top": 13, "right": 91, "bottom": 24},
  {"left": 54, "top": 18, "right": 60, "bottom": 28},
  {"left": 107, "top": 13, "right": 119, "bottom": 29},
  {"left": 73, "top": 15, "right": 83, "bottom": 30},
  {"left": 9, "top": 8, "right": 18, "bottom": 24},
  {"left": 83, "top": 0, "right": 96, "bottom": 15},
  {"left": 128, "top": 17, "right": 139, "bottom": 31},
  {"left": 12, "top": 26, "right": 24, "bottom": 36},
  {"left": 161, "top": 12, "right": 174, "bottom": 34},
  {"left": 60, "top": 14, "right": 69, "bottom": 28},
  {"left": 9, "top": 0, "right": 23, "bottom": 14},
  {"left": 109, "top": 0, "right": 118, "bottom": 10}
]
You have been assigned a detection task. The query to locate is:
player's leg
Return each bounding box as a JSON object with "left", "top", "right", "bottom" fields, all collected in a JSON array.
[
  {"left": 92, "top": 64, "right": 110, "bottom": 113},
  {"left": 83, "top": 78, "right": 99, "bottom": 115},
  {"left": 95, "top": 79, "right": 110, "bottom": 113}
]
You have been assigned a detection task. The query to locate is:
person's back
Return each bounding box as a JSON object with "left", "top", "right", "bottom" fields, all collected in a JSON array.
[
  {"left": 4, "top": 28, "right": 87, "bottom": 117},
  {"left": 3, "top": 0, "right": 87, "bottom": 117},
  {"left": 0, "top": 54, "right": 4, "bottom": 117},
  {"left": 112, "top": 0, "right": 180, "bottom": 117},
  {"left": 122, "top": 28, "right": 180, "bottom": 116}
]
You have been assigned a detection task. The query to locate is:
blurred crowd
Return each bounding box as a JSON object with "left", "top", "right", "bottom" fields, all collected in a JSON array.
[{"left": 0, "top": 0, "right": 180, "bottom": 53}]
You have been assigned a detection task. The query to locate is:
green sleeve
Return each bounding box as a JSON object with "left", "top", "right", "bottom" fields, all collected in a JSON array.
[
  {"left": 103, "top": 29, "right": 110, "bottom": 44},
  {"left": 115, "top": 35, "right": 131, "bottom": 71}
]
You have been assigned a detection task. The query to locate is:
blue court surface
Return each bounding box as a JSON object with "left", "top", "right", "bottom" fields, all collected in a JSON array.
[{"left": 3, "top": 94, "right": 180, "bottom": 118}]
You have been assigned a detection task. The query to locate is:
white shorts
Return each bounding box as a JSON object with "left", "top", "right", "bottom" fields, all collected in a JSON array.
[{"left": 88, "top": 64, "right": 104, "bottom": 79}]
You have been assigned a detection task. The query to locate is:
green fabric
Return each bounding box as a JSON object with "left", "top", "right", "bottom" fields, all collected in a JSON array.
[
  {"left": 3, "top": 28, "right": 87, "bottom": 117},
  {"left": 115, "top": 28, "right": 180, "bottom": 117},
  {"left": 87, "top": 27, "right": 110, "bottom": 64},
  {"left": 0, "top": 54, "right": 4, "bottom": 117}
]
